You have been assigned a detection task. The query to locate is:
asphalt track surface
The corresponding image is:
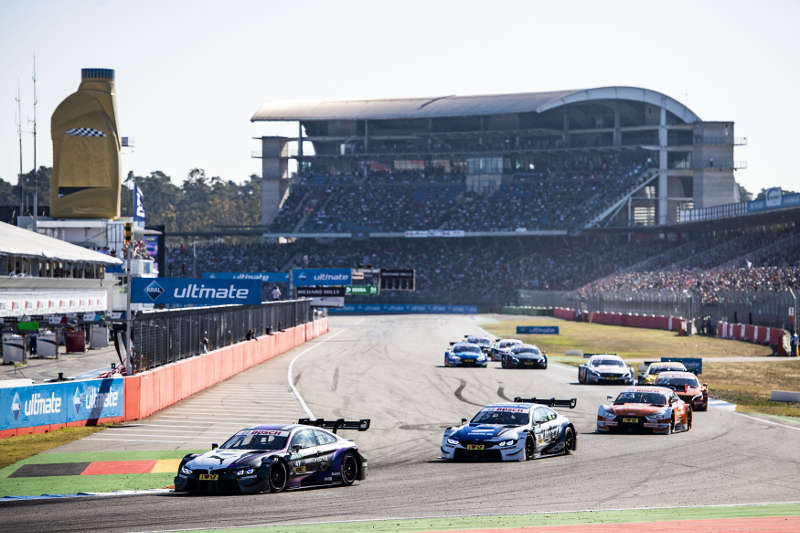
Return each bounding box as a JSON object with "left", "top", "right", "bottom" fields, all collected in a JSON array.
[{"left": 3, "top": 315, "right": 800, "bottom": 532}]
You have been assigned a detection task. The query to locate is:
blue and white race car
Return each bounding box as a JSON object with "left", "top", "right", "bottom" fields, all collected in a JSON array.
[
  {"left": 444, "top": 342, "right": 488, "bottom": 367},
  {"left": 175, "top": 418, "right": 369, "bottom": 494},
  {"left": 441, "top": 397, "right": 577, "bottom": 461}
]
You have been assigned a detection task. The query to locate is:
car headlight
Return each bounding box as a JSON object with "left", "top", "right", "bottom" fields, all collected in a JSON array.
[
  {"left": 236, "top": 467, "right": 256, "bottom": 476},
  {"left": 180, "top": 465, "right": 192, "bottom": 475},
  {"left": 588, "top": 368, "right": 599, "bottom": 375},
  {"left": 692, "top": 393, "right": 703, "bottom": 401},
  {"left": 497, "top": 439, "right": 517, "bottom": 447},
  {"left": 598, "top": 405, "right": 613, "bottom": 417},
  {"left": 510, "top": 356, "right": 519, "bottom": 362},
  {"left": 446, "top": 438, "right": 459, "bottom": 446}
]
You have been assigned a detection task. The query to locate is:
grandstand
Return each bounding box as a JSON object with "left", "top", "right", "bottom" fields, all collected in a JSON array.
[{"left": 251, "top": 87, "right": 743, "bottom": 231}]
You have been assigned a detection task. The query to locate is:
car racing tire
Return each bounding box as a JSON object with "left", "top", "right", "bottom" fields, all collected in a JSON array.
[
  {"left": 524, "top": 434, "right": 535, "bottom": 460},
  {"left": 578, "top": 370, "right": 585, "bottom": 384},
  {"left": 563, "top": 426, "right": 576, "bottom": 454},
  {"left": 669, "top": 415, "right": 676, "bottom": 434},
  {"left": 268, "top": 459, "right": 288, "bottom": 493},
  {"left": 340, "top": 451, "right": 359, "bottom": 486},
  {"left": 687, "top": 408, "right": 693, "bottom": 431}
]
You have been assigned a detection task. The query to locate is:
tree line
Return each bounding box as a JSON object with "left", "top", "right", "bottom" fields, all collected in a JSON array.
[{"left": 0, "top": 167, "right": 261, "bottom": 234}]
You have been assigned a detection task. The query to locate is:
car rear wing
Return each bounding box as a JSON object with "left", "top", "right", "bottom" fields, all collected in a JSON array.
[
  {"left": 298, "top": 418, "right": 370, "bottom": 433},
  {"left": 513, "top": 397, "right": 577, "bottom": 409}
]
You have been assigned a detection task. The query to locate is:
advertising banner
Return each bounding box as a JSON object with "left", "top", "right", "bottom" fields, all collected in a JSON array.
[
  {"left": 310, "top": 297, "right": 345, "bottom": 308},
  {"left": 297, "top": 287, "right": 347, "bottom": 297},
  {"left": 746, "top": 190, "right": 800, "bottom": 213},
  {"left": 330, "top": 303, "right": 477, "bottom": 314},
  {"left": 131, "top": 278, "right": 261, "bottom": 306},
  {"left": 133, "top": 184, "right": 146, "bottom": 225},
  {"left": 292, "top": 268, "right": 352, "bottom": 287},
  {"left": 203, "top": 272, "right": 289, "bottom": 283},
  {"left": 516, "top": 326, "right": 560, "bottom": 335},
  {"left": 0, "top": 378, "right": 124, "bottom": 431}
]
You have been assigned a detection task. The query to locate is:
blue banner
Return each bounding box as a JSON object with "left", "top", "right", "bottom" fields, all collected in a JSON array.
[
  {"left": 203, "top": 272, "right": 289, "bottom": 283},
  {"left": 0, "top": 378, "right": 124, "bottom": 431},
  {"left": 661, "top": 357, "right": 703, "bottom": 374},
  {"left": 292, "top": 268, "right": 352, "bottom": 287},
  {"left": 133, "top": 184, "right": 146, "bottom": 224},
  {"left": 746, "top": 190, "right": 800, "bottom": 213},
  {"left": 516, "top": 326, "right": 559, "bottom": 335},
  {"left": 329, "top": 303, "right": 478, "bottom": 314},
  {"left": 131, "top": 277, "right": 261, "bottom": 305}
]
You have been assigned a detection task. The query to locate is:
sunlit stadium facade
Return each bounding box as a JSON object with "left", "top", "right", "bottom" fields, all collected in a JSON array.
[{"left": 252, "top": 87, "right": 743, "bottom": 230}]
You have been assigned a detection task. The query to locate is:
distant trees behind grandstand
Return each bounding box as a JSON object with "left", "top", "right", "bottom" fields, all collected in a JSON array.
[{"left": 0, "top": 168, "right": 260, "bottom": 233}]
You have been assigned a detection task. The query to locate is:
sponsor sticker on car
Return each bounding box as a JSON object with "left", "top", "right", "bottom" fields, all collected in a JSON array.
[
  {"left": 249, "top": 429, "right": 290, "bottom": 436},
  {"left": 487, "top": 407, "right": 528, "bottom": 413}
]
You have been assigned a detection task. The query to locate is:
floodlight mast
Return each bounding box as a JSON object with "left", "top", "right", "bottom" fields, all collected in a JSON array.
[
  {"left": 31, "top": 56, "right": 38, "bottom": 232},
  {"left": 15, "top": 84, "right": 24, "bottom": 219}
]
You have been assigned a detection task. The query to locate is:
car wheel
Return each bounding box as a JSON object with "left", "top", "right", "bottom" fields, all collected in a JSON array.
[
  {"left": 687, "top": 409, "right": 693, "bottom": 430},
  {"left": 524, "top": 434, "right": 535, "bottom": 460},
  {"left": 268, "top": 459, "right": 287, "bottom": 492},
  {"left": 340, "top": 451, "right": 358, "bottom": 486},
  {"left": 563, "top": 426, "right": 576, "bottom": 454},
  {"left": 578, "top": 370, "right": 584, "bottom": 384},
  {"left": 501, "top": 358, "right": 506, "bottom": 369},
  {"left": 669, "top": 415, "right": 676, "bottom": 434}
]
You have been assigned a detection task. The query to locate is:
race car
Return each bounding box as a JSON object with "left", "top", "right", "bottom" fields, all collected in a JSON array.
[
  {"left": 578, "top": 354, "right": 634, "bottom": 385},
  {"left": 637, "top": 361, "right": 688, "bottom": 385},
  {"left": 596, "top": 386, "right": 692, "bottom": 434},
  {"left": 501, "top": 343, "right": 547, "bottom": 369},
  {"left": 441, "top": 397, "right": 577, "bottom": 461},
  {"left": 174, "top": 418, "right": 369, "bottom": 494},
  {"left": 655, "top": 371, "right": 709, "bottom": 411},
  {"left": 444, "top": 342, "right": 488, "bottom": 367},
  {"left": 489, "top": 338, "right": 523, "bottom": 361},
  {"left": 464, "top": 335, "right": 493, "bottom": 355}
]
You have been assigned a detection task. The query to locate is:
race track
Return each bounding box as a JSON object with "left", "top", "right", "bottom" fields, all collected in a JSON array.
[{"left": 3, "top": 314, "right": 800, "bottom": 532}]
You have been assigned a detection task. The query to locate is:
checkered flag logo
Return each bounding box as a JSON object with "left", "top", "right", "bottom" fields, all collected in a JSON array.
[{"left": 65, "top": 127, "right": 106, "bottom": 137}]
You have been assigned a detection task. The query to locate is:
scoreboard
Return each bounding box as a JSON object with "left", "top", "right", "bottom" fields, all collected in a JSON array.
[{"left": 380, "top": 269, "right": 415, "bottom": 291}]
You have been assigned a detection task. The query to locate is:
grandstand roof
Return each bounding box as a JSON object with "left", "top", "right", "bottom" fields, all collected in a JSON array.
[
  {"left": 252, "top": 86, "right": 700, "bottom": 124},
  {"left": 0, "top": 221, "right": 122, "bottom": 265}
]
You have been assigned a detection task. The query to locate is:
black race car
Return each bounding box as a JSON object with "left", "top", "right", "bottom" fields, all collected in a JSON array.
[{"left": 501, "top": 344, "right": 548, "bottom": 369}]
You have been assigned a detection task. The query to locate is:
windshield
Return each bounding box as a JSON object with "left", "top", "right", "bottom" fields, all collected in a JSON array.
[
  {"left": 592, "top": 358, "right": 624, "bottom": 367},
  {"left": 454, "top": 344, "right": 481, "bottom": 354},
  {"left": 656, "top": 376, "right": 699, "bottom": 388},
  {"left": 467, "top": 337, "right": 490, "bottom": 346},
  {"left": 513, "top": 347, "right": 540, "bottom": 355},
  {"left": 471, "top": 407, "right": 529, "bottom": 425},
  {"left": 499, "top": 340, "right": 519, "bottom": 348},
  {"left": 650, "top": 365, "right": 683, "bottom": 375},
  {"left": 221, "top": 429, "right": 289, "bottom": 451},
  {"left": 614, "top": 391, "right": 667, "bottom": 406}
]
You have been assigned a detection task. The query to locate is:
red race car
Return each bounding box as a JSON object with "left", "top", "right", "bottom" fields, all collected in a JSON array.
[
  {"left": 655, "top": 371, "right": 708, "bottom": 411},
  {"left": 597, "top": 386, "right": 692, "bottom": 434}
]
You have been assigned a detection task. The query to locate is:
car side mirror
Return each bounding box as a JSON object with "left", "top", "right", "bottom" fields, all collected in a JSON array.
[
  {"left": 211, "top": 443, "right": 218, "bottom": 450},
  {"left": 291, "top": 444, "right": 302, "bottom": 452},
  {"left": 702, "top": 383, "right": 708, "bottom": 387},
  {"left": 461, "top": 418, "right": 467, "bottom": 425},
  {"left": 606, "top": 395, "right": 613, "bottom": 401}
]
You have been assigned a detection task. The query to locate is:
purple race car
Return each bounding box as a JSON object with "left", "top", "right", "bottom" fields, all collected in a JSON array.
[{"left": 174, "top": 418, "right": 369, "bottom": 494}]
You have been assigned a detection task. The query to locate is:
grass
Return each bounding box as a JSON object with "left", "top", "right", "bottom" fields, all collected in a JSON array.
[
  {"left": 481, "top": 316, "right": 772, "bottom": 360},
  {"left": 0, "top": 426, "right": 107, "bottom": 470},
  {"left": 481, "top": 316, "right": 798, "bottom": 419}
]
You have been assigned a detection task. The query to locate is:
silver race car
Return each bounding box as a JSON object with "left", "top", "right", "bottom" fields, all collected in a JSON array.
[{"left": 578, "top": 354, "right": 634, "bottom": 384}]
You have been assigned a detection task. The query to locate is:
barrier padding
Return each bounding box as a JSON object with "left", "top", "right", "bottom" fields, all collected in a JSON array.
[
  {"left": 0, "top": 416, "right": 125, "bottom": 439},
  {"left": 556, "top": 307, "right": 683, "bottom": 332},
  {"left": 123, "top": 317, "right": 328, "bottom": 421},
  {"left": 716, "top": 320, "right": 790, "bottom": 355}
]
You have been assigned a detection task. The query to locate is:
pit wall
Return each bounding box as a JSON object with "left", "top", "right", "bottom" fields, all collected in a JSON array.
[
  {"left": 0, "top": 318, "right": 328, "bottom": 438},
  {"left": 123, "top": 317, "right": 328, "bottom": 421}
]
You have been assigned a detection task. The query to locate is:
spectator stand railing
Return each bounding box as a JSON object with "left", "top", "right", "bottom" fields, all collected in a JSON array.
[{"left": 131, "top": 299, "right": 312, "bottom": 372}]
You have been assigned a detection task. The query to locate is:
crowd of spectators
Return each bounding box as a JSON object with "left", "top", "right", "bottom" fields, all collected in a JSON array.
[{"left": 267, "top": 149, "right": 653, "bottom": 233}]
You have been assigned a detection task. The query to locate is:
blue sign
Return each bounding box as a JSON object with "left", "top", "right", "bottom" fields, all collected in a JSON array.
[
  {"left": 292, "top": 268, "right": 352, "bottom": 287},
  {"left": 131, "top": 277, "right": 261, "bottom": 306},
  {"left": 661, "top": 357, "right": 703, "bottom": 374},
  {"left": 329, "top": 303, "right": 478, "bottom": 314},
  {"left": 203, "top": 272, "right": 289, "bottom": 283},
  {"left": 133, "top": 184, "right": 146, "bottom": 224},
  {"left": 0, "top": 378, "right": 124, "bottom": 431},
  {"left": 516, "top": 326, "right": 560, "bottom": 335},
  {"left": 746, "top": 190, "right": 800, "bottom": 213}
]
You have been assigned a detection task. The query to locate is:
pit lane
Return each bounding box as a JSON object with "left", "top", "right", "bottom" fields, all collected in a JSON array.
[{"left": 3, "top": 314, "right": 800, "bottom": 532}]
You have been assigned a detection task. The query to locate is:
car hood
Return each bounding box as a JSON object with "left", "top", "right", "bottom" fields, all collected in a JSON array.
[
  {"left": 187, "top": 449, "right": 281, "bottom": 470},
  {"left": 607, "top": 404, "right": 665, "bottom": 416},
  {"left": 454, "top": 352, "right": 481, "bottom": 358},
  {"left": 509, "top": 353, "right": 544, "bottom": 360},
  {"left": 451, "top": 424, "right": 521, "bottom": 441},
  {"left": 592, "top": 365, "right": 628, "bottom": 374}
]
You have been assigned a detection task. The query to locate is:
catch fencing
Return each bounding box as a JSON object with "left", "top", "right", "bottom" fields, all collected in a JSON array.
[
  {"left": 131, "top": 299, "right": 312, "bottom": 371},
  {"left": 518, "top": 288, "right": 796, "bottom": 330}
]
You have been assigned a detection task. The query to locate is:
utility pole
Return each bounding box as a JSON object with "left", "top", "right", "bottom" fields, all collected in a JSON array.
[
  {"left": 31, "top": 56, "right": 39, "bottom": 232},
  {"left": 15, "top": 84, "right": 24, "bottom": 220}
]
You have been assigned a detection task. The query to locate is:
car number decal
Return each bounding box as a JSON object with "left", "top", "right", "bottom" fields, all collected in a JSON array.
[
  {"left": 198, "top": 473, "right": 218, "bottom": 481},
  {"left": 466, "top": 444, "right": 485, "bottom": 450}
]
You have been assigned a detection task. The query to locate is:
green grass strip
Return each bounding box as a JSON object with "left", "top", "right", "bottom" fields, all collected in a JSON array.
[
  {"left": 181, "top": 503, "right": 800, "bottom": 533},
  {"left": 0, "top": 449, "right": 202, "bottom": 497}
]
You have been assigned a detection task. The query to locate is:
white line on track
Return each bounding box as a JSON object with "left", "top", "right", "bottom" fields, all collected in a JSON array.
[
  {"left": 734, "top": 411, "right": 800, "bottom": 432},
  {"left": 287, "top": 328, "right": 345, "bottom": 419}
]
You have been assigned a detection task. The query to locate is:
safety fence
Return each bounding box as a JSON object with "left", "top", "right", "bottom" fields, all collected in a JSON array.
[
  {"left": 132, "top": 299, "right": 312, "bottom": 372},
  {"left": 518, "top": 288, "right": 796, "bottom": 331}
]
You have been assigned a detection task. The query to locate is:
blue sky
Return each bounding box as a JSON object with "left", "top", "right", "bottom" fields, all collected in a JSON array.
[{"left": 1, "top": 0, "right": 798, "bottom": 194}]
